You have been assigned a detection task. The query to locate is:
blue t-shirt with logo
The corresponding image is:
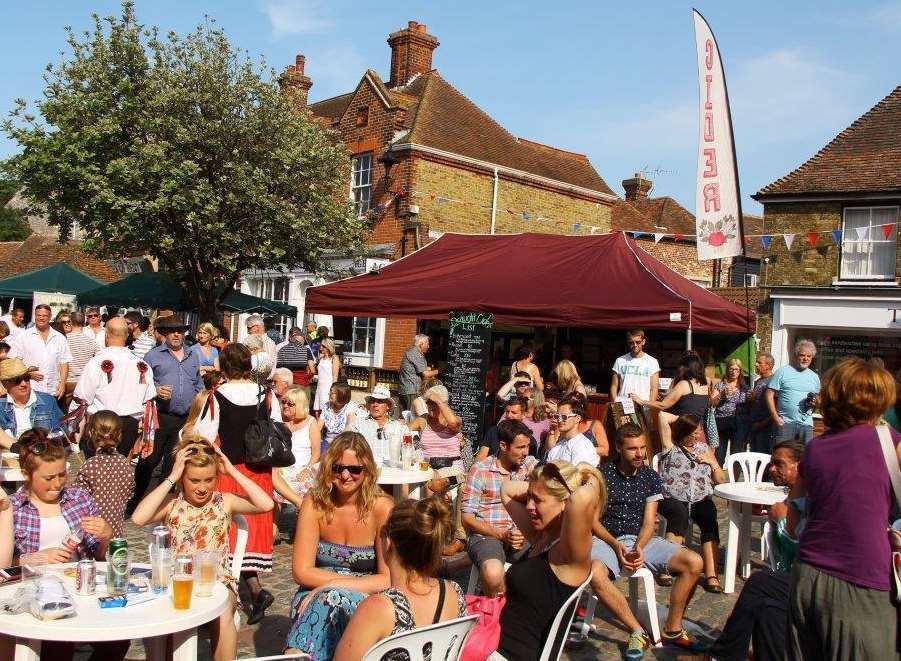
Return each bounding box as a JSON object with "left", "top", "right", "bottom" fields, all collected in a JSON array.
[{"left": 768, "top": 365, "right": 820, "bottom": 426}]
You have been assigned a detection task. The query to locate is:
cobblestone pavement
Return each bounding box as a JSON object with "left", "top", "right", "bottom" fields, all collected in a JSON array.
[{"left": 116, "top": 500, "right": 759, "bottom": 660}]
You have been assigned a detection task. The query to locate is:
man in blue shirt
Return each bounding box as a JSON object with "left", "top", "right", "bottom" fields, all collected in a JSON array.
[
  {"left": 136, "top": 315, "right": 202, "bottom": 510},
  {"left": 766, "top": 340, "right": 820, "bottom": 443}
]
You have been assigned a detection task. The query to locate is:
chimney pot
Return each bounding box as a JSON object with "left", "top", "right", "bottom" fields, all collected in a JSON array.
[
  {"left": 622, "top": 175, "right": 653, "bottom": 202},
  {"left": 388, "top": 20, "right": 439, "bottom": 88},
  {"left": 280, "top": 52, "right": 313, "bottom": 107},
  {"left": 295, "top": 54, "right": 305, "bottom": 74}
]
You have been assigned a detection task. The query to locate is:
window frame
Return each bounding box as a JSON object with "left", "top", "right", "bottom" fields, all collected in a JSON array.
[
  {"left": 839, "top": 205, "right": 899, "bottom": 282},
  {"left": 350, "top": 153, "right": 373, "bottom": 218},
  {"left": 350, "top": 316, "right": 378, "bottom": 356}
]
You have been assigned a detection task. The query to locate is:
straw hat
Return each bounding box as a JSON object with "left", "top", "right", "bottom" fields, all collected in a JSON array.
[{"left": 0, "top": 358, "right": 32, "bottom": 382}]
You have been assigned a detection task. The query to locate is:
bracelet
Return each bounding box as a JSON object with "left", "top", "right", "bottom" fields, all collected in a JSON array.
[{"left": 165, "top": 477, "right": 176, "bottom": 487}]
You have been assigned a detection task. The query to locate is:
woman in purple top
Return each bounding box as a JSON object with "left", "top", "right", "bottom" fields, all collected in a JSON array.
[{"left": 787, "top": 358, "right": 900, "bottom": 661}]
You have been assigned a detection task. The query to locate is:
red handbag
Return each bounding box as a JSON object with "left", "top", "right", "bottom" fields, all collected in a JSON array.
[{"left": 460, "top": 593, "right": 506, "bottom": 661}]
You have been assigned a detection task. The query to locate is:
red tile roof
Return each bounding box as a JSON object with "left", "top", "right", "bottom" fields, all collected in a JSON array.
[
  {"left": 756, "top": 84, "right": 901, "bottom": 197},
  {"left": 0, "top": 234, "right": 121, "bottom": 283},
  {"left": 309, "top": 70, "right": 613, "bottom": 195}
]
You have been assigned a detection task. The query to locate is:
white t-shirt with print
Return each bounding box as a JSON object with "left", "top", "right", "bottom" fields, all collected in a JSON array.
[{"left": 612, "top": 352, "right": 660, "bottom": 401}]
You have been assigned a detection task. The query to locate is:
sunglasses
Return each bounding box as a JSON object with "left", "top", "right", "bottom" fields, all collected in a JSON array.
[
  {"left": 331, "top": 463, "right": 365, "bottom": 476},
  {"left": 185, "top": 444, "right": 215, "bottom": 456},
  {"left": 281, "top": 401, "right": 296, "bottom": 408},
  {"left": 539, "top": 461, "right": 572, "bottom": 494},
  {"left": 60, "top": 320, "right": 72, "bottom": 325},
  {"left": 87, "top": 314, "right": 99, "bottom": 318},
  {"left": 552, "top": 413, "right": 579, "bottom": 422},
  {"left": 8, "top": 374, "right": 32, "bottom": 385},
  {"left": 515, "top": 382, "right": 531, "bottom": 388},
  {"left": 22, "top": 436, "right": 67, "bottom": 457}
]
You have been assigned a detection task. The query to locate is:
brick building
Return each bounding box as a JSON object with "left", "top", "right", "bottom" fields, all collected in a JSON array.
[
  {"left": 252, "top": 20, "right": 620, "bottom": 369},
  {"left": 753, "top": 84, "right": 901, "bottom": 373}
]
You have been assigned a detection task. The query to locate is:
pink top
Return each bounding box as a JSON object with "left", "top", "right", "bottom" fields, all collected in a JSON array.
[{"left": 420, "top": 421, "right": 463, "bottom": 471}]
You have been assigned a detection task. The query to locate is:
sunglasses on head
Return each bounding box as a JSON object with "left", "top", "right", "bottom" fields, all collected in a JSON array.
[
  {"left": 23, "top": 436, "right": 67, "bottom": 457},
  {"left": 185, "top": 444, "right": 215, "bottom": 456},
  {"left": 538, "top": 461, "right": 572, "bottom": 494},
  {"left": 331, "top": 463, "right": 364, "bottom": 476}
]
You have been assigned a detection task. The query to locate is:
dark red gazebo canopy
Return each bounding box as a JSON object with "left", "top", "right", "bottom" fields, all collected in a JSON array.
[{"left": 305, "top": 232, "right": 753, "bottom": 334}]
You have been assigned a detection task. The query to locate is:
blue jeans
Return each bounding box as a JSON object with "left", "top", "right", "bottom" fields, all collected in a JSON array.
[
  {"left": 749, "top": 423, "right": 775, "bottom": 454},
  {"left": 774, "top": 422, "right": 813, "bottom": 444}
]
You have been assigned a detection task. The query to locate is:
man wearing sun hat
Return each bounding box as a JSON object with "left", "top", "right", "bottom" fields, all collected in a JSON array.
[
  {"left": 351, "top": 384, "right": 409, "bottom": 464},
  {"left": 0, "top": 357, "right": 64, "bottom": 449}
]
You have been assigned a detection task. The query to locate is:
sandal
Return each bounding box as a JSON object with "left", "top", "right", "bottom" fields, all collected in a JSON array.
[
  {"left": 703, "top": 575, "right": 723, "bottom": 593},
  {"left": 656, "top": 569, "right": 674, "bottom": 587}
]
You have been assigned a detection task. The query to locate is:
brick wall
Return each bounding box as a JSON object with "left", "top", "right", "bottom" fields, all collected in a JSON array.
[
  {"left": 635, "top": 238, "right": 718, "bottom": 285},
  {"left": 762, "top": 202, "right": 843, "bottom": 286},
  {"left": 413, "top": 159, "right": 612, "bottom": 235},
  {"left": 383, "top": 317, "right": 417, "bottom": 368},
  {"left": 710, "top": 286, "right": 759, "bottom": 310}
]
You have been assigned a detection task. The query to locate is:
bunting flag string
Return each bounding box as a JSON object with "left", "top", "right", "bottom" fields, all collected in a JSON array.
[{"left": 409, "top": 189, "right": 899, "bottom": 248}]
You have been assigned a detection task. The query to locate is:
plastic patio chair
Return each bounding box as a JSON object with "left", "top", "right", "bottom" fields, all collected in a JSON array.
[
  {"left": 360, "top": 614, "right": 478, "bottom": 661},
  {"left": 537, "top": 572, "right": 593, "bottom": 661},
  {"left": 231, "top": 514, "right": 249, "bottom": 627},
  {"left": 725, "top": 451, "right": 772, "bottom": 560}
]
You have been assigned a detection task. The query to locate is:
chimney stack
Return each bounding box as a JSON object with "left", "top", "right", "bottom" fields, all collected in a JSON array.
[
  {"left": 280, "top": 53, "right": 313, "bottom": 107},
  {"left": 387, "top": 21, "right": 439, "bottom": 88},
  {"left": 622, "top": 173, "right": 653, "bottom": 202}
]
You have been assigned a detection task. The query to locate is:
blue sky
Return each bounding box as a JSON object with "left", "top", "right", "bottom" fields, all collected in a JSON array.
[{"left": 3, "top": 1, "right": 900, "bottom": 215}]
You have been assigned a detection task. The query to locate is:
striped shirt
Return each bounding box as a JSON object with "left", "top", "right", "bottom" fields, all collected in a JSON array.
[
  {"left": 66, "top": 331, "right": 99, "bottom": 382},
  {"left": 276, "top": 341, "right": 313, "bottom": 371},
  {"left": 130, "top": 332, "right": 156, "bottom": 360}
]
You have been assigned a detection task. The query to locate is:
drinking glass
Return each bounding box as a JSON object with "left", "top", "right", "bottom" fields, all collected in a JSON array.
[
  {"left": 193, "top": 550, "right": 218, "bottom": 597},
  {"left": 150, "top": 546, "right": 172, "bottom": 594},
  {"left": 172, "top": 556, "right": 193, "bottom": 609}
]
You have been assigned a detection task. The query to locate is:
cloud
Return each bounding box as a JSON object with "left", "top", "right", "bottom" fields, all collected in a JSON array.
[
  {"left": 259, "top": 0, "right": 333, "bottom": 38},
  {"left": 865, "top": 1, "right": 901, "bottom": 30},
  {"left": 305, "top": 45, "right": 367, "bottom": 97}
]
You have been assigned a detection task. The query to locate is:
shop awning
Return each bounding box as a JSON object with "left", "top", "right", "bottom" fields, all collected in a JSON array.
[
  {"left": 305, "top": 231, "right": 754, "bottom": 334},
  {"left": 0, "top": 263, "right": 105, "bottom": 297},
  {"left": 78, "top": 271, "right": 297, "bottom": 316}
]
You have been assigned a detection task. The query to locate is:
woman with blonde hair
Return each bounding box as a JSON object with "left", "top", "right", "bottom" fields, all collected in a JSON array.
[
  {"left": 787, "top": 358, "right": 901, "bottom": 660},
  {"left": 285, "top": 431, "right": 393, "bottom": 659},
  {"left": 407, "top": 384, "right": 465, "bottom": 471},
  {"left": 190, "top": 322, "right": 221, "bottom": 376},
  {"left": 710, "top": 357, "right": 749, "bottom": 461},
  {"left": 312, "top": 337, "right": 341, "bottom": 415},
  {"left": 497, "top": 460, "right": 604, "bottom": 659},
  {"left": 334, "top": 496, "right": 468, "bottom": 659},
  {"left": 272, "top": 386, "right": 321, "bottom": 512},
  {"left": 554, "top": 359, "right": 587, "bottom": 398}
]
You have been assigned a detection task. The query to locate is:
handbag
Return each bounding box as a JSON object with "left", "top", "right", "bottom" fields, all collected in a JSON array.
[
  {"left": 243, "top": 385, "right": 295, "bottom": 467},
  {"left": 460, "top": 593, "right": 507, "bottom": 661},
  {"left": 876, "top": 424, "right": 901, "bottom": 605},
  {"left": 704, "top": 404, "right": 720, "bottom": 449}
]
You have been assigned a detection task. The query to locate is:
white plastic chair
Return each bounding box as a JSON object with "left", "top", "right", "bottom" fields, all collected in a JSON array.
[
  {"left": 360, "top": 614, "right": 478, "bottom": 661},
  {"left": 625, "top": 568, "right": 663, "bottom": 646},
  {"left": 401, "top": 410, "right": 415, "bottom": 424},
  {"left": 231, "top": 514, "right": 249, "bottom": 627},
  {"left": 725, "top": 452, "right": 771, "bottom": 561},
  {"left": 763, "top": 520, "right": 778, "bottom": 571},
  {"left": 536, "top": 572, "right": 593, "bottom": 660}
]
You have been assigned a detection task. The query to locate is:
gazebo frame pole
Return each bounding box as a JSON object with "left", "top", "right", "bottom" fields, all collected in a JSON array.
[{"left": 686, "top": 327, "right": 693, "bottom": 351}]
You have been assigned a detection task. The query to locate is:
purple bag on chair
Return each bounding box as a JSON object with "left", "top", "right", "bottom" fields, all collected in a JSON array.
[{"left": 460, "top": 593, "right": 507, "bottom": 661}]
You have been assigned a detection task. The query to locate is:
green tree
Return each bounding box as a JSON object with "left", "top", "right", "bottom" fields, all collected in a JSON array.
[
  {"left": 0, "top": 174, "right": 32, "bottom": 241},
  {"left": 3, "top": 2, "right": 362, "bottom": 320}
]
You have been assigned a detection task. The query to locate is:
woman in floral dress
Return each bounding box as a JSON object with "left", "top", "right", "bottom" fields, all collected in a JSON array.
[{"left": 132, "top": 433, "right": 274, "bottom": 661}]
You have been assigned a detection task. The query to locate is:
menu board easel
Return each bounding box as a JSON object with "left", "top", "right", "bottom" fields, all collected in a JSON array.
[{"left": 446, "top": 311, "right": 494, "bottom": 466}]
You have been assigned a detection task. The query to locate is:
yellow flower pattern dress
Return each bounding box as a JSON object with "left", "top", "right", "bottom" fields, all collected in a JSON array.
[{"left": 165, "top": 491, "right": 239, "bottom": 599}]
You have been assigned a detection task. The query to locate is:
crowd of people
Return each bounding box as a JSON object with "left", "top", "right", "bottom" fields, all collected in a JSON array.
[{"left": 0, "top": 308, "right": 897, "bottom": 661}]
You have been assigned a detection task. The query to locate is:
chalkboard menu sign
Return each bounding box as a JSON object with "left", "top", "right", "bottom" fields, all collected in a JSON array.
[{"left": 447, "top": 311, "right": 494, "bottom": 465}]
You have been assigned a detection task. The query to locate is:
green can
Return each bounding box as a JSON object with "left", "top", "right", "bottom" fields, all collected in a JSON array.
[{"left": 106, "top": 538, "right": 129, "bottom": 596}]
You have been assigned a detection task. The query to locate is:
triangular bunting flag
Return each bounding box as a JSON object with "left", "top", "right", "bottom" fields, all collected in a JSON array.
[
  {"left": 436, "top": 196, "right": 448, "bottom": 204},
  {"left": 572, "top": 223, "right": 582, "bottom": 233},
  {"left": 882, "top": 223, "right": 894, "bottom": 240},
  {"left": 855, "top": 226, "right": 869, "bottom": 241},
  {"left": 654, "top": 233, "right": 664, "bottom": 244},
  {"left": 831, "top": 229, "right": 842, "bottom": 244},
  {"left": 428, "top": 192, "right": 436, "bottom": 199},
  {"left": 522, "top": 211, "right": 532, "bottom": 220},
  {"left": 632, "top": 232, "right": 644, "bottom": 239},
  {"left": 784, "top": 233, "right": 795, "bottom": 250},
  {"left": 673, "top": 233, "right": 685, "bottom": 241},
  {"left": 761, "top": 235, "right": 773, "bottom": 250},
  {"left": 589, "top": 226, "right": 599, "bottom": 235},
  {"left": 806, "top": 231, "right": 818, "bottom": 247}
]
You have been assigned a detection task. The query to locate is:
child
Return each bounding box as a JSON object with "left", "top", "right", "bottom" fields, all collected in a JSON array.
[
  {"left": 74, "top": 410, "right": 136, "bottom": 538},
  {"left": 131, "top": 433, "right": 274, "bottom": 661}
]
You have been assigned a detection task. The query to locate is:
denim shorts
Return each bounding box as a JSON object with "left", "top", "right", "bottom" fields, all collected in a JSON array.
[{"left": 590, "top": 534, "right": 682, "bottom": 579}]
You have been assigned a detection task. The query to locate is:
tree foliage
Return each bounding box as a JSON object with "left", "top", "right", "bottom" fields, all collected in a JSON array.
[
  {"left": 0, "top": 174, "right": 32, "bottom": 242},
  {"left": 3, "top": 2, "right": 362, "bottom": 319}
]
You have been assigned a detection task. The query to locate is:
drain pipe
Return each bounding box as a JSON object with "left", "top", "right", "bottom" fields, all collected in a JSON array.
[{"left": 490, "top": 167, "right": 499, "bottom": 234}]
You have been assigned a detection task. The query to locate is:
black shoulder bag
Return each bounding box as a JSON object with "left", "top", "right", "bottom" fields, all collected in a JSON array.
[{"left": 243, "top": 385, "right": 294, "bottom": 467}]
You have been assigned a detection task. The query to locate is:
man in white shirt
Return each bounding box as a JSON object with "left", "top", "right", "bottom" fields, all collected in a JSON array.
[
  {"left": 0, "top": 308, "right": 25, "bottom": 338},
  {"left": 73, "top": 317, "right": 156, "bottom": 456},
  {"left": 9, "top": 304, "right": 72, "bottom": 399},
  {"left": 82, "top": 306, "right": 106, "bottom": 348},
  {"left": 610, "top": 328, "right": 660, "bottom": 430},
  {"left": 246, "top": 315, "right": 277, "bottom": 379},
  {"left": 546, "top": 398, "right": 598, "bottom": 466}
]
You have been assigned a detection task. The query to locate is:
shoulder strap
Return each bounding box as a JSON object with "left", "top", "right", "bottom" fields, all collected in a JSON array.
[
  {"left": 432, "top": 579, "right": 447, "bottom": 624},
  {"left": 877, "top": 424, "right": 901, "bottom": 511}
]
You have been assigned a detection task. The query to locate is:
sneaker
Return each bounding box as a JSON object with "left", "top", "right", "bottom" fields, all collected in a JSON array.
[
  {"left": 661, "top": 629, "right": 702, "bottom": 651},
  {"left": 625, "top": 631, "right": 651, "bottom": 660},
  {"left": 247, "top": 588, "right": 274, "bottom": 625}
]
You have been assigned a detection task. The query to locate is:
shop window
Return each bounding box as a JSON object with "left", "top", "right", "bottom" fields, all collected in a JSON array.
[
  {"left": 840, "top": 206, "right": 898, "bottom": 281},
  {"left": 351, "top": 153, "right": 373, "bottom": 217},
  {"left": 351, "top": 316, "right": 377, "bottom": 355},
  {"left": 789, "top": 329, "right": 901, "bottom": 376},
  {"left": 255, "top": 276, "right": 291, "bottom": 337}
]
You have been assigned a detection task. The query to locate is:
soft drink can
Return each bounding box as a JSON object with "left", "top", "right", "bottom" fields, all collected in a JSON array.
[
  {"left": 106, "top": 538, "right": 129, "bottom": 596},
  {"left": 76, "top": 559, "right": 96, "bottom": 595}
]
